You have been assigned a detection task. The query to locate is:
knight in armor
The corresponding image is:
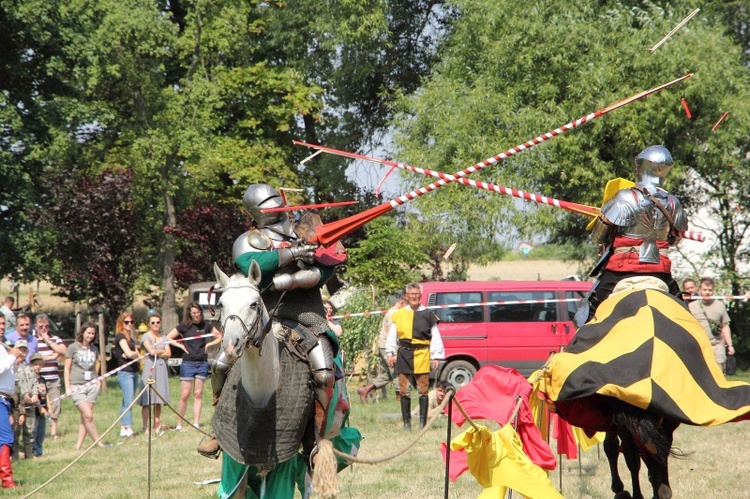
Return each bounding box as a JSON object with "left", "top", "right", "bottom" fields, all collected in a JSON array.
[
  {"left": 198, "top": 183, "right": 341, "bottom": 461},
  {"left": 583, "top": 145, "right": 687, "bottom": 322}
]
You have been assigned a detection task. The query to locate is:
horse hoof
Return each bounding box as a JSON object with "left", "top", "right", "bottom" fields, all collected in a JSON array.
[
  {"left": 657, "top": 484, "right": 672, "bottom": 499},
  {"left": 614, "top": 492, "right": 632, "bottom": 499},
  {"left": 612, "top": 479, "right": 624, "bottom": 493}
]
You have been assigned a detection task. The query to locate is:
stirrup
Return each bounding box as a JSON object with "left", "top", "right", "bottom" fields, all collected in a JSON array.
[
  {"left": 196, "top": 436, "right": 222, "bottom": 460},
  {"left": 307, "top": 444, "right": 320, "bottom": 471}
]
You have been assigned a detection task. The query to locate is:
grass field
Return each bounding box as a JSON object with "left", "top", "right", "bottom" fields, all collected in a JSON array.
[{"left": 8, "top": 371, "right": 750, "bottom": 498}]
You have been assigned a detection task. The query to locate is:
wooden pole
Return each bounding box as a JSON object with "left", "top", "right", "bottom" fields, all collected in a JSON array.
[
  {"left": 444, "top": 390, "right": 454, "bottom": 499},
  {"left": 98, "top": 312, "right": 107, "bottom": 394}
]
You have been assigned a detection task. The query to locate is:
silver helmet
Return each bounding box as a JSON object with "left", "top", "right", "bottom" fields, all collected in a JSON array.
[
  {"left": 634, "top": 145, "right": 673, "bottom": 186},
  {"left": 242, "top": 184, "right": 287, "bottom": 228}
]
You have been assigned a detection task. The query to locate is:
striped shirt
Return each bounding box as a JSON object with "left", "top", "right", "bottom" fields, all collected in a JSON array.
[{"left": 36, "top": 334, "right": 64, "bottom": 382}]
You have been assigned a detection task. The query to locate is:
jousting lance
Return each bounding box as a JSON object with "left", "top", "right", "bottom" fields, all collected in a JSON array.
[
  {"left": 298, "top": 73, "right": 692, "bottom": 247},
  {"left": 292, "top": 142, "right": 705, "bottom": 242},
  {"left": 260, "top": 200, "right": 357, "bottom": 213}
]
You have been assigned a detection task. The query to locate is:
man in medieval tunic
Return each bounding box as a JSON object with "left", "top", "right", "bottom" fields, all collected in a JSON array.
[
  {"left": 579, "top": 145, "right": 688, "bottom": 324},
  {"left": 199, "top": 183, "right": 342, "bottom": 462},
  {"left": 386, "top": 282, "right": 444, "bottom": 430}
]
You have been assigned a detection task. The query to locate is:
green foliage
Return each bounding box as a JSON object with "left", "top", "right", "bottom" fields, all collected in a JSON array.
[
  {"left": 0, "top": 0, "right": 452, "bottom": 309},
  {"left": 499, "top": 244, "right": 587, "bottom": 262},
  {"left": 337, "top": 288, "right": 386, "bottom": 373},
  {"left": 30, "top": 168, "right": 139, "bottom": 315},
  {"left": 344, "top": 216, "right": 426, "bottom": 292},
  {"left": 391, "top": 0, "right": 750, "bottom": 247}
]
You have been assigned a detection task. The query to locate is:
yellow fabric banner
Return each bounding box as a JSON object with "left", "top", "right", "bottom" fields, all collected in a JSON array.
[{"left": 450, "top": 424, "right": 563, "bottom": 499}]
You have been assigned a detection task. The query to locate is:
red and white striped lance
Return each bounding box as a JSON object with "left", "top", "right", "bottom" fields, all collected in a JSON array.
[
  {"left": 51, "top": 333, "right": 217, "bottom": 404},
  {"left": 295, "top": 141, "right": 597, "bottom": 218},
  {"left": 679, "top": 230, "right": 706, "bottom": 243},
  {"left": 294, "top": 141, "right": 705, "bottom": 243},
  {"left": 332, "top": 297, "right": 583, "bottom": 320},
  {"left": 296, "top": 73, "right": 692, "bottom": 247}
]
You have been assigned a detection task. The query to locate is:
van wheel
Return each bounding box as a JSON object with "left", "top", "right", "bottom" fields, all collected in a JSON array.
[{"left": 441, "top": 361, "right": 477, "bottom": 389}]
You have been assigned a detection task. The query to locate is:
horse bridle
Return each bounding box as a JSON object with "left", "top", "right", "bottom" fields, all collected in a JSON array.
[
  {"left": 212, "top": 281, "right": 287, "bottom": 357},
  {"left": 217, "top": 284, "right": 265, "bottom": 354}
]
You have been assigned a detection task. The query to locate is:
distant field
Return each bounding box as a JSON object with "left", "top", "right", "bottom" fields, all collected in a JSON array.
[
  {"left": 0, "top": 279, "right": 73, "bottom": 314},
  {"left": 466, "top": 260, "right": 584, "bottom": 281}
]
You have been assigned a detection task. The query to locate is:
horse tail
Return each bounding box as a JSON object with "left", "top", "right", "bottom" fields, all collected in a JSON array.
[
  {"left": 311, "top": 439, "right": 338, "bottom": 499},
  {"left": 611, "top": 409, "right": 672, "bottom": 463}
]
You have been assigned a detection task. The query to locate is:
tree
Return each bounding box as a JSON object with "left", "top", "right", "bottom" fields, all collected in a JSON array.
[
  {"left": 168, "top": 201, "right": 250, "bottom": 288},
  {"left": 0, "top": 0, "right": 454, "bottom": 332},
  {"left": 30, "top": 168, "right": 139, "bottom": 316},
  {"left": 390, "top": 0, "right": 750, "bottom": 275},
  {"left": 344, "top": 215, "right": 428, "bottom": 292}
]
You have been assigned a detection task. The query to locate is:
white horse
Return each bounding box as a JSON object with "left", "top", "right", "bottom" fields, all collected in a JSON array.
[
  {"left": 212, "top": 262, "right": 338, "bottom": 499},
  {"left": 214, "top": 261, "right": 277, "bottom": 408}
]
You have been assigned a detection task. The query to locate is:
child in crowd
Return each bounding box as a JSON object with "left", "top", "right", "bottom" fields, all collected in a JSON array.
[
  {"left": 14, "top": 342, "right": 40, "bottom": 459},
  {"left": 30, "top": 354, "right": 49, "bottom": 457}
]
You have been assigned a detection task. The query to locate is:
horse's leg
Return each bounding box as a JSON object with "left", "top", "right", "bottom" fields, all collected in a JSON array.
[
  {"left": 603, "top": 431, "right": 626, "bottom": 496},
  {"left": 619, "top": 430, "right": 643, "bottom": 499},
  {"left": 644, "top": 420, "right": 678, "bottom": 499}
]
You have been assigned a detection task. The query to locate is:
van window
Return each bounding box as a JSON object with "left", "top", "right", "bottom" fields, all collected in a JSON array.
[
  {"left": 565, "top": 291, "right": 587, "bottom": 321},
  {"left": 488, "top": 291, "right": 557, "bottom": 322},
  {"left": 429, "top": 292, "right": 483, "bottom": 323}
]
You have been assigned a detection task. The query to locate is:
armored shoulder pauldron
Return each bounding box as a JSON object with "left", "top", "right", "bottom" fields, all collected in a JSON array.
[{"left": 247, "top": 229, "right": 272, "bottom": 250}]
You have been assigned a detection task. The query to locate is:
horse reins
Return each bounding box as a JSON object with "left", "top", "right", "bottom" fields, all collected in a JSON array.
[
  {"left": 254, "top": 289, "right": 287, "bottom": 356},
  {"left": 210, "top": 282, "right": 286, "bottom": 357}
]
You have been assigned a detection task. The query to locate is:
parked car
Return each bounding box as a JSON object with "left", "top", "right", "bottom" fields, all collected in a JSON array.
[{"left": 419, "top": 279, "right": 593, "bottom": 388}]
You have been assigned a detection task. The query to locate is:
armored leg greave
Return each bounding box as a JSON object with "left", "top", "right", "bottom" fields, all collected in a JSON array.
[
  {"left": 209, "top": 351, "right": 235, "bottom": 405},
  {"left": 308, "top": 336, "right": 335, "bottom": 426}
]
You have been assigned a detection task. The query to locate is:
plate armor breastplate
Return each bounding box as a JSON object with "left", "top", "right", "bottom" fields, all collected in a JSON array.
[{"left": 600, "top": 187, "right": 687, "bottom": 264}]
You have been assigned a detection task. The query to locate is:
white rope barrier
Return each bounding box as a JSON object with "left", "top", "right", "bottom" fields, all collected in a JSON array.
[{"left": 51, "top": 333, "right": 217, "bottom": 404}]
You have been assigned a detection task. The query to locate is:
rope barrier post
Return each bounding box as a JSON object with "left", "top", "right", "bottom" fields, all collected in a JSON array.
[
  {"left": 147, "top": 377, "right": 153, "bottom": 499},
  {"left": 444, "top": 389, "right": 454, "bottom": 499},
  {"left": 98, "top": 313, "right": 107, "bottom": 394}
]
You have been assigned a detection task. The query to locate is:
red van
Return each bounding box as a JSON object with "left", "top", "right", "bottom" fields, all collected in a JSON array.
[{"left": 420, "top": 279, "right": 592, "bottom": 387}]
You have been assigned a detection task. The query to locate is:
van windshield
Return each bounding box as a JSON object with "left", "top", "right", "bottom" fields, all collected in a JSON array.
[{"left": 488, "top": 291, "right": 557, "bottom": 322}]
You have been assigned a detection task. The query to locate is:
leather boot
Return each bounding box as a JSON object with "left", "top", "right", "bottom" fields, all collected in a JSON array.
[
  {"left": 196, "top": 437, "right": 221, "bottom": 459},
  {"left": 419, "top": 395, "right": 429, "bottom": 429},
  {"left": 400, "top": 397, "right": 412, "bottom": 431},
  {"left": 0, "top": 445, "right": 16, "bottom": 488},
  {"left": 357, "top": 383, "right": 375, "bottom": 403}
]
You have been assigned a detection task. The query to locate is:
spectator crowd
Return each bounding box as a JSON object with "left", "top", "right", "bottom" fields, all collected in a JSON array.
[{"left": 0, "top": 302, "right": 222, "bottom": 488}]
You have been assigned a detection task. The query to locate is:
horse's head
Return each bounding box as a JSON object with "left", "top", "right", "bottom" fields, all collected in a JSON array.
[{"left": 214, "top": 261, "right": 267, "bottom": 360}]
